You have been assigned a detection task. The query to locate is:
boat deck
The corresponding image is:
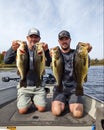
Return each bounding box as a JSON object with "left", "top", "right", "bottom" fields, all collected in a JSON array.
[{"left": 0, "top": 90, "right": 95, "bottom": 126}]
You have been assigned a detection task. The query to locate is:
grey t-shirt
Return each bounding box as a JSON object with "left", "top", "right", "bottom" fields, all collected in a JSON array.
[{"left": 61, "top": 49, "right": 77, "bottom": 90}]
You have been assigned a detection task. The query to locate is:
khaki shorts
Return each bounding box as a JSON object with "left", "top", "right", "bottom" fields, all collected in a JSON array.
[{"left": 17, "top": 84, "right": 47, "bottom": 109}]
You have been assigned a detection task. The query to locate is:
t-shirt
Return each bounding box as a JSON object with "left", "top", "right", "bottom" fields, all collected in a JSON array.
[{"left": 61, "top": 49, "right": 77, "bottom": 90}]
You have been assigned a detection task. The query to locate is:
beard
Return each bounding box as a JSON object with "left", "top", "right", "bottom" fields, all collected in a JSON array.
[{"left": 61, "top": 44, "right": 70, "bottom": 51}]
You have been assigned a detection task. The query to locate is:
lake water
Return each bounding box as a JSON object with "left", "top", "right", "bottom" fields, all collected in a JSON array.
[
  {"left": 84, "top": 66, "right": 104, "bottom": 101},
  {"left": 0, "top": 66, "right": 104, "bottom": 101}
]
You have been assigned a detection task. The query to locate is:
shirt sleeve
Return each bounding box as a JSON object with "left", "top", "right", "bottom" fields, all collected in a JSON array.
[
  {"left": 44, "top": 49, "right": 52, "bottom": 66},
  {"left": 4, "top": 47, "right": 16, "bottom": 64}
]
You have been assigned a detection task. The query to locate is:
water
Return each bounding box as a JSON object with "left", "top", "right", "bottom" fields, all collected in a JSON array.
[
  {"left": 0, "top": 66, "right": 104, "bottom": 101},
  {"left": 0, "top": 69, "right": 19, "bottom": 89},
  {"left": 84, "top": 66, "right": 104, "bottom": 101}
]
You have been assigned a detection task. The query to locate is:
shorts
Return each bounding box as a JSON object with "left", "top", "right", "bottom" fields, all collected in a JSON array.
[
  {"left": 52, "top": 86, "right": 83, "bottom": 105},
  {"left": 17, "top": 84, "right": 47, "bottom": 109}
]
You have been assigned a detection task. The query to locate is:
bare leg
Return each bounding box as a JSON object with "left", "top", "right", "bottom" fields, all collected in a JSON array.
[
  {"left": 51, "top": 101, "right": 65, "bottom": 116},
  {"left": 35, "top": 105, "right": 46, "bottom": 112},
  {"left": 69, "top": 103, "right": 83, "bottom": 118},
  {"left": 18, "top": 107, "right": 29, "bottom": 114}
]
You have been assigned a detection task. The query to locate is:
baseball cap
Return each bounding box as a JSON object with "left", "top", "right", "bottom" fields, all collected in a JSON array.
[
  {"left": 58, "top": 30, "right": 71, "bottom": 39},
  {"left": 28, "top": 28, "right": 40, "bottom": 37}
]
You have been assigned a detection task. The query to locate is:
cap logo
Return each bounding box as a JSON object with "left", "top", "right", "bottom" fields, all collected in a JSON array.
[{"left": 31, "top": 29, "right": 37, "bottom": 33}]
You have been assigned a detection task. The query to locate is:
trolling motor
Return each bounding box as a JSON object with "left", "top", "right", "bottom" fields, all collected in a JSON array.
[
  {"left": 2, "top": 73, "right": 56, "bottom": 83},
  {"left": 2, "top": 73, "right": 56, "bottom": 94},
  {"left": 2, "top": 77, "right": 20, "bottom": 82}
]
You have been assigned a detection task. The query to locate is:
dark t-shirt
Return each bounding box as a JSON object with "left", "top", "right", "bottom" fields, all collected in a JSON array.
[{"left": 61, "top": 49, "right": 77, "bottom": 90}]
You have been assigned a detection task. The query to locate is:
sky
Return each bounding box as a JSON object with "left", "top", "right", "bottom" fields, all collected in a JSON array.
[{"left": 0, "top": 0, "right": 103, "bottom": 59}]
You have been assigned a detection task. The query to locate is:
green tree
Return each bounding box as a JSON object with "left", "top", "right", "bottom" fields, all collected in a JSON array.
[{"left": 0, "top": 53, "right": 4, "bottom": 64}]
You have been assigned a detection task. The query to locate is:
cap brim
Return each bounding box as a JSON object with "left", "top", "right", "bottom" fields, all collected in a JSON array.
[
  {"left": 28, "top": 33, "right": 40, "bottom": 36},
  {"left": 59, "top": 36, "right": 70, "bottom": 39}
]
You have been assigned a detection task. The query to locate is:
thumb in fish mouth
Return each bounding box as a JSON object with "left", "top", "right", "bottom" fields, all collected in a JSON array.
[
  {"left": 77, "top": 42, "right": 92, "bottom": 53},
  {"left": 37, "top": 50, "right": 43, "bottom": 55},
  {"left": 87, "top": 43, "right": 92, "bottom": 53}
]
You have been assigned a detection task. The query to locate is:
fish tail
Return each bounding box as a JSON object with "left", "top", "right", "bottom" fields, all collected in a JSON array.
[
  {"left": 56, "top": 84, "right": 63, "bottom": 92},
  {"left": 20, "top": 80, "right": 27, "bottom": 88},
  {"left": 36, "top": 80, "right": 41, "bottom": 87},
  {"left": 76, "top": 85, "right": 83, "bottom": 96},
  {"left": 45, "top": 87, "right": 50, "bottom": 94}
]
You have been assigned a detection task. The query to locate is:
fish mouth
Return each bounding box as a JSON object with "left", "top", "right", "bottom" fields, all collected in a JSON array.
[
  {"left": 37, "top": 50, "right": 43, "bottom": 55},
  {"left": 53, "top": 46, "right": 59, "bottom": 51},
  {"left": 19, "top": 49, "right": 26, "bottom": 54},
  {"left": 53, "top": 48, "right": 57, "bottom": 50}
]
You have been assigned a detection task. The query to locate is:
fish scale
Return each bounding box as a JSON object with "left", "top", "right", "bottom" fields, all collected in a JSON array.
[
  {"left": 16, "top": 41, "right": 29, "bottom": 88},
  {"left": 35, "top": 43, "right": 46, "bottom": 87},
  {"left": 51, "top": 46, "right": 63, "bottom": 90},
  {"left": 74, "top": 42, "right": 91, "bottom": 96}
]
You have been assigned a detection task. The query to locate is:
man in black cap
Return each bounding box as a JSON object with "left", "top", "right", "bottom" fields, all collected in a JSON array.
[
  {"left": 51, "top": 30, "right": 92, "bottom": 118},
  {"left": 4, "top": 28, "right": 51, "bottom": 114}
]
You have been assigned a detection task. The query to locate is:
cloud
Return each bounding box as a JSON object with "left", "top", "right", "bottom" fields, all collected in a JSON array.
[{"left": 0, "top": 0, "right": 103, "bottom": 59}]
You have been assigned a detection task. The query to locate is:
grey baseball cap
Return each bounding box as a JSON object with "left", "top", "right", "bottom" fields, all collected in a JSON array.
[
  {"left": 28, "top": 28, "right": 40, "bottom": 37},
  {"left": 58, "top": 30, "right": 71, "bottom": 39}
]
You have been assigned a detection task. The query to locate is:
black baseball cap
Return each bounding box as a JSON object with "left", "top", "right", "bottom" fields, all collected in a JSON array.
[{"left": 58, "top": 30, "right": 71, "bottom": 39}]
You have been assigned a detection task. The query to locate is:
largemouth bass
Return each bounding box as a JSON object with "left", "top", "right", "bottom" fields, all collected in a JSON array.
[
  {"left": 35, "top": 43, "right": 46, "bottom": 87},
  {"left": 51, "top": 46, "right": 63, "bottom": 90},
  {"left": 16, "top": 41, "right": 29, "bottom": 87},
  {"left": 74, "top": 42, "right": 92, "bottom": 95}
]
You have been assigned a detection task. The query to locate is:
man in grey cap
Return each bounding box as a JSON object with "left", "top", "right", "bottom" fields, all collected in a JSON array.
[
  {"left": 4, "top": 27, "right": 51, "bottom": 114},
  {"left": 51, "top": 30, "right": 92, "bottom": 118}
]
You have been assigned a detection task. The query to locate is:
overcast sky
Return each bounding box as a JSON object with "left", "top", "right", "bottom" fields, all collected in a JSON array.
[{"left": 0, "top": 0, "right": 103, "bottom": 59}]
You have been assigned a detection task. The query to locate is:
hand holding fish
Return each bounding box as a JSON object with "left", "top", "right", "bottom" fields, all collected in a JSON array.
[
  {"left": 12, "top": 40, "right": 20, "bottom": 51},
  {"left": 49, "top": 48, "right": 54, "bottom": 57},
  {"left": 40, "top": 42, "right": 49, "bottom": 51},
  {"left": 87, "top": 43, "right": 92, "bottom": 52}
]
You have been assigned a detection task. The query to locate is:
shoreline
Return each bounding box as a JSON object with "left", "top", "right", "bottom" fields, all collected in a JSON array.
[{"left": 0, "top": 67, "right": 16, "bottom": 70}]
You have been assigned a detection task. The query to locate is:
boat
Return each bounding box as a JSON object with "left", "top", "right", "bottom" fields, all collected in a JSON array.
[{"left": 0, "top": 76, "right": 104, "bottom": 130}]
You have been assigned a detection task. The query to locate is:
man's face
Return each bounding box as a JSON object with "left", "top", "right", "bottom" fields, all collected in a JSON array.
[
  {"left": 58, "top": 37, "right": 71, "bottom": 51},
  {"left": 27, "top": 34, "right": 40, "bottom": 48}
]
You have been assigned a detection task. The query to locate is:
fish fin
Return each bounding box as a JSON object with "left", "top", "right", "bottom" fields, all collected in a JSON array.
[
  {"left": 36, "top": 80, "right": 41, "bottom": 87},
  {"left": 17, "top": 70, "right": 20, "bottom": 75},
  {"left": 84, "top": 58, "right": 86, "bottom": 66},
  {"left": 55, "top": 84, "right": 63, "bottom": 92},
  {"left": 45, "top": 57, "right": 47, "bottom": 62},
  {"left": 50, "top": 62, "right": 53, "bottom": 70},
  {"left": 45, "top": 87, "right": 50, "bottom": 94},
  {"left": 43, "top": 70, "right": 45, "bottom": 75},
  {"left": 20, "top": 80, "right": 27, "bottom": 88},
  {"left": 84, "top": 75, "right": 87, "bottom": 82},
  {"left": 40, "top": 56, "right": 43, "bottom": 62},
  {"left": 54, "top": 61, "right": 57, "bottom": 67},
  {"left": 76, "top": 85, "right": 83, "bottom": 96}
]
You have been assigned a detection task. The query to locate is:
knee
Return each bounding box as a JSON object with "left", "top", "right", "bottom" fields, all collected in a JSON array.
[
  {"left": 36, "top": 106, "right": 46, "bottom": 112},
  {"left": 51, "top": 101, "right": 64, "bottom": 116},
  {"left": 72, "top": 110, "right": 83, "bottom": 118},
  {"left": 18, "top": 108, "right": 28, "bottom": 114},
  {"left": 52, "top": 107, "right": 62, "bottom": 116},
  {"left": 70, "top": 103, "right": 83, "bottom": 118}
]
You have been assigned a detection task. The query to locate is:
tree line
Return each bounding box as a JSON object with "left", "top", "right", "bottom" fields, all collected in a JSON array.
[{"left": 0, "top": 52, "right": 104, "bottom": 67}]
